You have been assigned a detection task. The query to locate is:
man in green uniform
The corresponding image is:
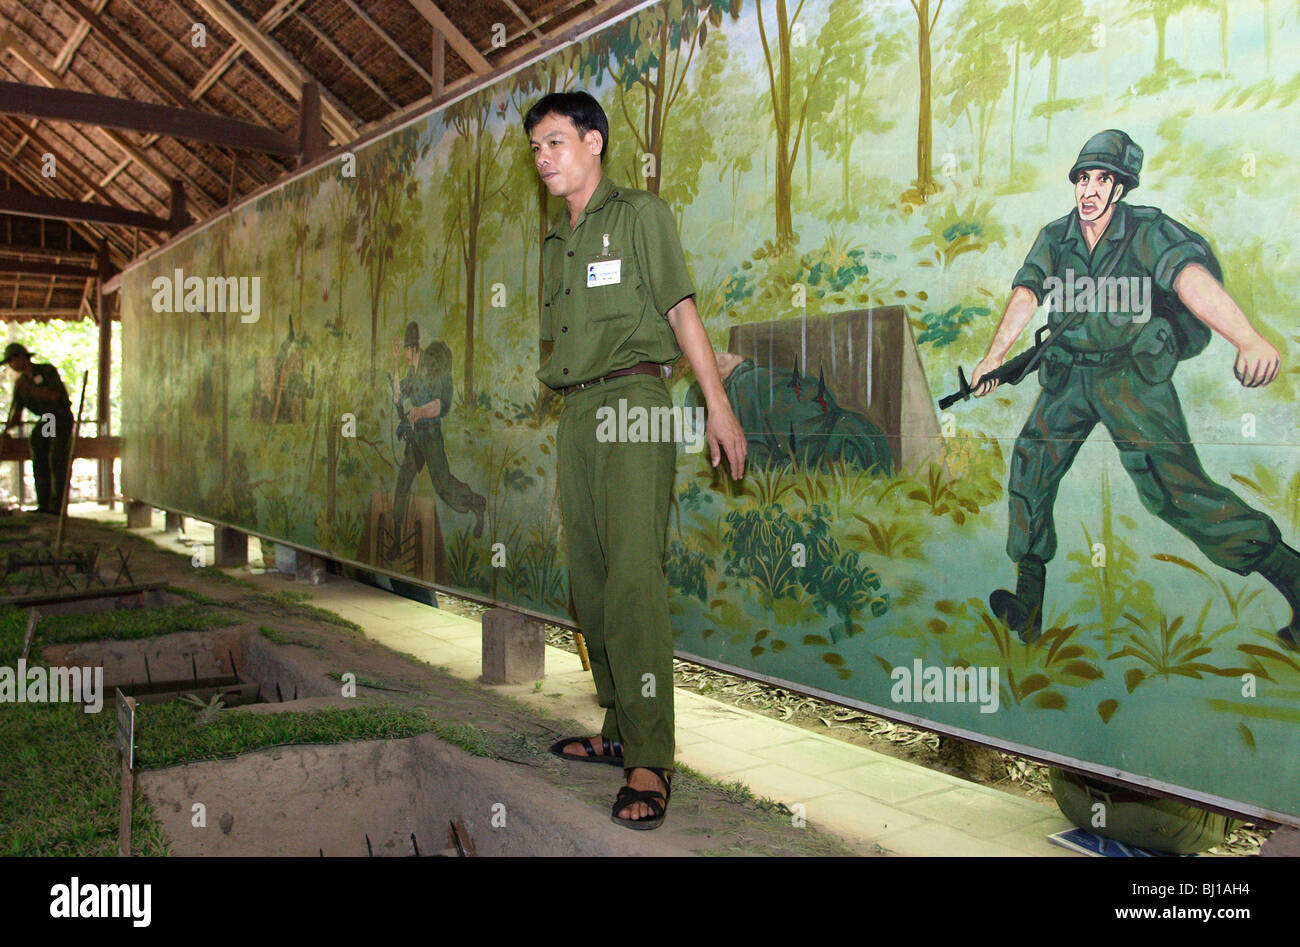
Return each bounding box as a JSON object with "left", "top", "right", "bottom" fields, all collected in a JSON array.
[
  {"left": 1, "top": 343, "right": 74, "bottom": 514},
  {"left": 390, "top": 321, "right": 485, "bottom": 555},
  {"left": 687, "top": 351, "right": 894, "bottom": 474},
  {"left": 525, "top": 91, "right": 746, "bottom": 828},
  {"left": 972, "top": 130, "right": 1299, "bottom": 647}
]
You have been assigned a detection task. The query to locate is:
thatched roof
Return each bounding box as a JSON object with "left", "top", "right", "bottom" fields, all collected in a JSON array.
[{"left": 0, "top": 0, "right": 629, "bottom": 321}]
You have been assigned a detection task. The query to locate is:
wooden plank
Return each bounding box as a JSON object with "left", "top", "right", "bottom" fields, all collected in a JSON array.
[
  {"left": 0, "top": 581, "right": 167, "bottom": 609},
  {"left": 0, "top": 81, "right": 298, "bottom": 156}
]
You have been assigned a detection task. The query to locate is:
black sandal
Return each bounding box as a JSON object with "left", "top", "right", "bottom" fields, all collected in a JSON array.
[
  {"left": 611, "top": 767, "right": 671, "bottom": 831},
  {"left": 549, "top": 735, "right": 624, "bottom": 766}
]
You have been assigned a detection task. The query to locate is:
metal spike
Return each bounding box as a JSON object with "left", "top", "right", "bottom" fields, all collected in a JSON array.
[
  {"left": 143, "top": 654, "right": 152, "bottom": 687},
  {"left": 192, "top": 653, "right": 199, "bottom": 685},
  {"left": 276, "top": 681, "right": 283, "bottom": 702},
  {"left": 410, "top": 833, "right": 420, "bottom": 857},
  {"left": 365, "top": 834, "right": 373, "bottom": 857},
  {"left": 228, "top": 649, "right": 240, "bottom": 683}
]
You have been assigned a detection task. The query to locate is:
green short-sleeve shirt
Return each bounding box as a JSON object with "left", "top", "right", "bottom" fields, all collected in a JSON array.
[
  {"left": 12, "top": 363, "right": 72, "bottom": 419},
  {"left": 537, "top": 175, "right": 692, "bottom": 389},
  {"left": 1010, "top": 203, "right": 1219, "bottom": 353},
  {"left": 400, "top": 341, "right": 454, "bottom": 429}
]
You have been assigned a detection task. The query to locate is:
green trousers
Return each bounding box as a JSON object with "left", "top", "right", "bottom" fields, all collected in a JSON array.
[
  {"left": 1008, "top": 359, "right": 1279, "bottom": 572},
  {"left": 557, "top": 374, "right": 677, "bottom": 772},
  {"left": 393, "top": 423, "right": 480, "bottom": 537},
  {"left": 29, "top": 414, "right": 73, "bottom": 514}
]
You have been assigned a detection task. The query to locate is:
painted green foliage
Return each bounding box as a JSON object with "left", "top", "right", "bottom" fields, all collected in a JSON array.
[{"left": 121, "top": 0, "right": 1300, "bottom": 818}]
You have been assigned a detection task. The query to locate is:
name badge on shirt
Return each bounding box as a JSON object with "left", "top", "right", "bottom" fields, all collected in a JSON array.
[{"left": 587, "top": 258, "right": 621, "bottom": 287}]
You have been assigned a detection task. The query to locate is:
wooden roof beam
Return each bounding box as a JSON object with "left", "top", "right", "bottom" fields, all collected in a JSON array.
[
  {"left": 61, "top": 0, "right": 282, "bottom": 195},
  {"left": 0, "top": 138, "right": 140, "bottom": 264},
  {"left": 0, "top": 81, "right": 298, "bottom": 156},
  {"left": 192, "top": 0, "right": 358, "bottom": 143},
  {"left": 0, "top": 258, "right": 100, "bottom": 279},
  {"left": 0, "top": 188, "right": 182, "bottom": 232},
  {"left": 407, "top": 0, "right": 493, "bottom": 74},
  {"left": 0, "top": 29, "right": 216, "bottom": 214}
]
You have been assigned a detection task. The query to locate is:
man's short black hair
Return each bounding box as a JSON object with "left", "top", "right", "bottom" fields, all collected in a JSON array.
[{"left": 523, "top": 91, "right": 609, "bottom": 162}]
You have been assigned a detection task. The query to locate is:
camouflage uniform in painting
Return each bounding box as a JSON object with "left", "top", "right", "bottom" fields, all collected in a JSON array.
[
  {"left": 392, "top": 326, "right": 485, "bottom": 549},
  {"left": 690, "top": 357, "right": 893, "bottom": 474},
  {"left": 990, "top": 131, "right": 1299, "bottom": 646}
]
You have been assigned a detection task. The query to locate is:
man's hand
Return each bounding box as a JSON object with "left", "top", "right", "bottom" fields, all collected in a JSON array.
[
  {"left": 707, "top": 400, "right": 746, "bottom": 480},
  {"left": 970, "top": 355, "right": 1005, "bottom": 397},
  {"left": 392, "top": 336, "right": 402, "bottom": 363},
  {"left": 1234, "top": 336, "right": 1281, "bottom": 388}
]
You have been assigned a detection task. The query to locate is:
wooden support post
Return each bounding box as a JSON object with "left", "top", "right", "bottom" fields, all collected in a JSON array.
[
  {"left": 125, "top": 499, "right": 151, "bottom": 528},
  {"left": 480, "top": 608, "right": 544, "bottom": 684},
  {"left": 115, "top": 690, "right": 136, "bottom": 858},
  {"left": 167, "top": 179, "right": 188, "bottom": 231},
  {"left": 96, "top": 242, "right": 113, "bottom": 508},
  {"left": 431, "top": 30, "right": 445, "bottom": 97},
  {"left": 294, "top": 550, "right": 327, "bottom": 585},
  {"left": 54, "top": 371, "right": 88, "bottom": 556},
  {"left": 297, "top": 80, "right": 323, "bottom": 167},
  {"left": 213, "top": 526, "right": 248, "bottom": 567},
  {"left": 163, "top": 511, "right": 183, "bottom": 533}
]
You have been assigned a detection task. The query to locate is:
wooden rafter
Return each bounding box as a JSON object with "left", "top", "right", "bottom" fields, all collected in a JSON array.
[
  {"left": 64, "top": 0, "right": 283, "bottom": 195},
  {"left": 0, "top": 29, "right": 217, "bottom": 217},
  {"left": 290, "top": 10, "right": 398, "bottom": 111},
  {"left": 339, "top": 0, "right": 433, "bottom": 84},
  {"left": 0, "top": 82, "right": 299, "bottom": 156},
  {"left": 499, "top": 0, "right": 547, "bottom": 41},
  {"left": 191, "top": 0, "right": 358, "bottom": 143}
]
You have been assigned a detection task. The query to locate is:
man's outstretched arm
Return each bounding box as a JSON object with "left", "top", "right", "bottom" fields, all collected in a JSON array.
[
  {"left": 1174, "top": 263, "right": 1280, "bottom": 388},
  {"left": 666, "top": 296, "right": 746, "bottom": 479},
  {"left": 971, "top": 285, "right": 1041, "bottom": 396}
]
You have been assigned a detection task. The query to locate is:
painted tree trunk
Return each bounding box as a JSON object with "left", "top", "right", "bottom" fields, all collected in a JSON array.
[{"left": 915, "top": 0, "right": 935, "bottom": 195}]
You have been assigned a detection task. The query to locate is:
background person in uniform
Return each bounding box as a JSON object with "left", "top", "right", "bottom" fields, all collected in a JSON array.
[
  {"left": 971, "top": 129, "right": 1299, "bottom": 648},
  {"left": 525, "top": 91, "right": 746, "bottom": 829},
  {"left": 390, "top": 321, "right": 486, "bottom": 557},
  {"left": 1, "top": 343, "right": 74, "bottom": 515}
]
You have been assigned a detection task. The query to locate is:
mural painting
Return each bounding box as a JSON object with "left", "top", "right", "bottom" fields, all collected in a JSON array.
[{"left": 121, "top": 0, "right": 1300, "bottom": 822}]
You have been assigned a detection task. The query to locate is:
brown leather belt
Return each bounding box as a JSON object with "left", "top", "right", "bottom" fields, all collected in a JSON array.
[{"left": 560, "top": 361, "right": 662, "bottom": 396}]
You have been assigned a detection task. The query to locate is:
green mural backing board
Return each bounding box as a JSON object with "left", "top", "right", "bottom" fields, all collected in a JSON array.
[{"left": 121, "top": 0, "right": 1300, "bottom": 824}]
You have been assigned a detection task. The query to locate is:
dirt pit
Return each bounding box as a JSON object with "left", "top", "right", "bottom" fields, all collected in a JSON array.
[{"left": 139, "top": 732, "right": 716, "bottom": 857}]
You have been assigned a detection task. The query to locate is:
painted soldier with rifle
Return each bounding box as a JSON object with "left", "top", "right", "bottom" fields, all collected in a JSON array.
[{"left": 944, "top": 130, "right": 1299, "bottom": 649}]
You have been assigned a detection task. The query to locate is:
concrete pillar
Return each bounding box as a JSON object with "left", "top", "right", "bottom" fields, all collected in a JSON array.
[
  {"left": 481, "top": 608, "right": 544, "bottom": 685},
  {"left": 294, "top": 551, "right": 328, "bottom": 585},
  {"left": 163, "top": 512, "right": 184, "bottom": 533},
  {"left": 213, "top": 526, "right": 248, "bottom": 567},
  {"left": 126, "top": 500, "right": 152, "bottom": 528}
]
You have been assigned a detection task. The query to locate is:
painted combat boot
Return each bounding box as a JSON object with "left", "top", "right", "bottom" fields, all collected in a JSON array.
[
  {"left": 1255, "top": 541, "right": 1300, "bottom": 650},
  {"left": 990, "top": 555, "right": 1046, "bottom": 644}
]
